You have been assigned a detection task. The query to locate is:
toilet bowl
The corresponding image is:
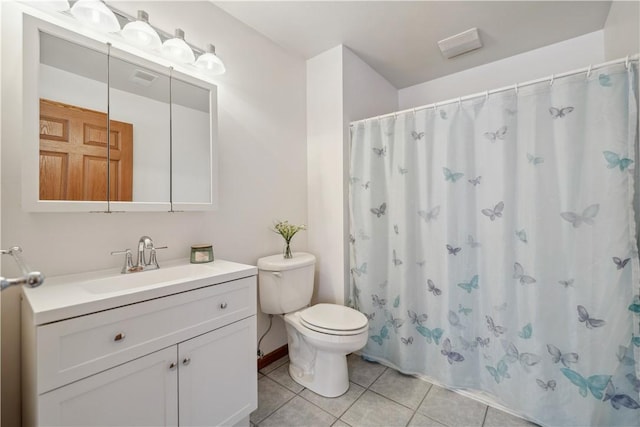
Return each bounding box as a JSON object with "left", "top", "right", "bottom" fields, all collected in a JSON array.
[
  {"left": 284, "top": 304, "right": 368, "bottom": 397},
  {"left": 257, "top": 253, "right": 369, "bottom": 397}
]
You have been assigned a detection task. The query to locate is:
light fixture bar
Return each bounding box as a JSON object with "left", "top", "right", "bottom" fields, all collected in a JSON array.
[{"left": 106, "top": 3, "right": 207, "bottom": 56}]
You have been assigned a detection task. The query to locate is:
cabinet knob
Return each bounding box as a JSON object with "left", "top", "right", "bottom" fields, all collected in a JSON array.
[
  {"left": 114, "top": 332, "right": 126, "bottom": 342},
  {"left": 182, "top": 357, "right": 191, "bottom": 366},
  {"left": 169, "top": 362, "right": 177, "bottom": 370},
  {"left": 220, "top": 302, "right": 228, "bottom": 309}
]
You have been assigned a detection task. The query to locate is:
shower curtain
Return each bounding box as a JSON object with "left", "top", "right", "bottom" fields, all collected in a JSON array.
[{"left": 349, "top": 61, "right": 639, "bottom": 427}]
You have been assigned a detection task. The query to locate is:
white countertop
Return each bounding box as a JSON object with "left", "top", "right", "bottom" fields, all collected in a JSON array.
[{"left": 22, "top": 258, "right": 257, "bottom": 325}]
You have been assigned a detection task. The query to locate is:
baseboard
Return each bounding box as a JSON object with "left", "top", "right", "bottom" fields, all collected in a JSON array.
[{"left": 257, "top": 344, "right": 288, "bottom": 371}]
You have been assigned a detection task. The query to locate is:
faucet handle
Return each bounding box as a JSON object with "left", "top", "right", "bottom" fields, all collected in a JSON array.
[
  {"left": 110, "top": 249, "right": 131, "bottom": 256},
  {"left": 148, "top": 246, "right": 167, "bottom": 269},
  {"left": 111, "top": 249, "right": 137, "bottom": 274}
]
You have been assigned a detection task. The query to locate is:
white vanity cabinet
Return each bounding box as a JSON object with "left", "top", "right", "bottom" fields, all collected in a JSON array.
[
  {"left": 39, "top": 346, "right": 179, "bottom": 426},
  {"left": 22, "top": 260, "right": 258, "bottom": 427}
]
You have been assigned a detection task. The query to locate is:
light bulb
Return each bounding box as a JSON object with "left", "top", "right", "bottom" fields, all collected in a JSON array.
[
  {"left": 70, "top": 0, "right": 120, "bottom": 33},
  {"left": 121, "top": 10, "right": 162, "bottom": 50},
  {"left": 161, "top": 28, "right": 195, "bottom": 64},
  {"left": 195, "top": 44, "right": 226, "bottom": 75}
]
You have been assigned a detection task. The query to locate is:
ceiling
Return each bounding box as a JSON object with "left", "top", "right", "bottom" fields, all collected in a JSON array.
[{"left": 214, "top": 1, "right": 613, "bottom": 89}]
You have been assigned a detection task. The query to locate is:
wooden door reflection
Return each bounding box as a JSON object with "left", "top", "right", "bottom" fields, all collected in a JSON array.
[{"left": 39, "top": 99, "right": 133, "bottom": 201}]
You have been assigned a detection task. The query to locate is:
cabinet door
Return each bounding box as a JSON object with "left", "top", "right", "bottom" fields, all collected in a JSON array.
[
  {"left": 39, "top": 346, "right": 178, "bottom": 426},
  {"left": 178, "top": 317, "right": 257, "bottom": 427}
]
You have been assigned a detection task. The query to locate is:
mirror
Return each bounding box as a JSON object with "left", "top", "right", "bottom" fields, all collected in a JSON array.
[
  {"left": 23, "top": 14, "right": 218, "bottom": 212},
  {"left": 171, "top": 77, "right": 215, "bottom": 206},
  {"left": 107, "top": 51, "right": 171, "bottom": 205},
  {"left": 39, "top": 31, "right": 110, "bottom": 202}
]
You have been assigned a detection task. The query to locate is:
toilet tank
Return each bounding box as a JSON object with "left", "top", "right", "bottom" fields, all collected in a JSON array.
[{"left": 257, "top": 252, "right": 316, "bottom": 314}]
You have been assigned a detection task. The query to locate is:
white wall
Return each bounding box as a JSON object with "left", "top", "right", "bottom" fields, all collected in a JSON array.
[
  {"left": 399, "top": 30, "right": 605, "bottom": 109},
  {"left": 1, "top": 1, "right": 306, "bottom": 424},
  {"left": 307, "top": 45, "right": 397, "bottom": 305},
  {"left": 307, "top": 46, "right": 344, "bottom": 304},
  {"left": 604, "top": 0, "right": 640, "bottom": 61}
]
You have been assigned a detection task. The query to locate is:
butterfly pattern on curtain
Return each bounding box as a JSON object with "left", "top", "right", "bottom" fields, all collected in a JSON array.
[{"left": 349, "top": 63, "right": 639, "bottom": 427}]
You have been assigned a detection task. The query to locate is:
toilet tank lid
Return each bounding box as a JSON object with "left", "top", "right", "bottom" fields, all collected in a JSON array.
[{"left": 257, "top": 252, "right": 316, "bottom": 271}]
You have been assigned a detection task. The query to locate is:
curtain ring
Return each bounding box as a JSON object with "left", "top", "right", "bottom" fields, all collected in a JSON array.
[
  {"left": 625, "top": 55, "right": 630, "bottom": 70},
  {"left": 457, "top": 97, "right": 462, "bottom": 108},
  {"left": 586, "top": 64, "right": 592, "bottom": 79},
  {"left": 514, "top": 83, "right": 518, "bottom": 94},
  {"left": 549, "top": 74, "right": 555, "bottom": 86},
  {"left": 485, "top": 90, "right": 489, "bottom": 101},
  {"left": 434, "top": 102, "right": 438, "bottom": 110},
  {"left": 412, "top": 108, "right": 416, "bottom": 116}
]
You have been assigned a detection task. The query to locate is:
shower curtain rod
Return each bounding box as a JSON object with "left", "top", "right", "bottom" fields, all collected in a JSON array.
[{"left": 350, "top": 53, "right": 639, "bottom": 126}]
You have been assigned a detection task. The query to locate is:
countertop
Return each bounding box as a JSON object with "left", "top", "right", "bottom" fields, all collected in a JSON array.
[{"left": 22, "top": 258, "right": 257, "bottom": 325}]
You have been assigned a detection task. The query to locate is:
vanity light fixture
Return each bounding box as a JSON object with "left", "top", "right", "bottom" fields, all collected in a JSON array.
[
  {"left": 121, "top": 10, "right": 162, "bottom": 50},
  {"left": 69, "top": 0, "right": 120, "bottom": 33},
  {"left": 32, "top": 0, "right": 70, "bottom": 12},
  {"left": 161, "top": 28, "right": 195, "bottom": 64},
  {"left": 195, "top": 44, "right": 226, "bottom": 75},
  {"left": 34, "top": 1, "right": 226, "bottom": 76}
]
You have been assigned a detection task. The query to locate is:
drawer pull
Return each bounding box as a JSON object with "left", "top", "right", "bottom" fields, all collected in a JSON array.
[
  {"left": 220, "top": 302, "right": 228, "bottom": 309},
  {"left": 169, "top": 362, "right": 177, "bottom": 370},
  {"left": 182, "top": 357, "right": 191, "bottom": 366},
  {"left": 114, "top": 332, "right": 126, "bottom": 342}
]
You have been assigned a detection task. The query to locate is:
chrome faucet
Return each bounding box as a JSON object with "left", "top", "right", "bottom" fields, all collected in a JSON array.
[
  {"left": 111, "top": 236, "right": 167, "bottom": 274},
  {"left": 137, "top": 236, "right": 154, "bottom": 267}
]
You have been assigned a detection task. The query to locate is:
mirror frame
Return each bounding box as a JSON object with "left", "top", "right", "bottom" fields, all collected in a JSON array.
[
  {"left": 166, "top": 69, "right": 218, "bottom": 212},
  {"left": 22, "top": 10, "right": 218, "bottom": 212}
]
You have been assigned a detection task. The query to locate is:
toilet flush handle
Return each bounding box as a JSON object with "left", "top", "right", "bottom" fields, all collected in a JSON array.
[{"left": 272, "top": 272, "right": 282, "bottom": 277}]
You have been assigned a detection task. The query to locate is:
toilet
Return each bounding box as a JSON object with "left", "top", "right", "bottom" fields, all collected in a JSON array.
[{"left": 257, "top": 252, "right": 369, "bottom": 397}]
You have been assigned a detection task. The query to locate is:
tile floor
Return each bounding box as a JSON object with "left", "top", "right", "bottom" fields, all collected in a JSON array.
[{"left": 251, "top": 354, "right": 538, "bottom": 427}]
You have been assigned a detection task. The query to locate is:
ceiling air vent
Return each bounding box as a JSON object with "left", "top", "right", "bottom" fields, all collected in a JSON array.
[
  {"left": 437, "top": 27, "right": 482, "bottom": 59},
  {"left": 129, "top": 69, "right": 158, "bottom": 87}
]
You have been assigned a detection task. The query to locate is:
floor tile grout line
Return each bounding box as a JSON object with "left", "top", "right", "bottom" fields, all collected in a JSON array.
[
  {"left": 332, "top": 384, "right": 367, "bottom": 423},
  {"left": 261, "top": 356, "right": 373, "bottom": 424},
  {"left": 480, "top": 405, "right": 489, "bottom": 427},
  {"left": 409, "top": 383, "right": 442, "bottom": 426},
  {"left": 254, "top": 375, "right": 297, "bottom": 426},
  {"left": 263, "top": 365, "right": 305, "bottom": 394},
  {"left": 363, "top": 365, "right": 433, "bottom": 416},
  {"left": 296, "top": 384, "right": 366, "bottom": 421},
  {"left": 365, "top": 387, "right": 424, "bottom": 414},
  {"left": 258, "top": 356, "right": 289, "bottom": 376},
  {"left": 294, "top": 392, "right": 343, "bottom": 423},
  {"left": 362, "top": 365, "right": 388, "bottom": 390},
  {"left": 258, "top": 356, "right": 520, "bottom": 427},
  {"left": 255, "top": 391, "right": 296, "bottom": 427},
  {"left": 264, "top": 359, "right": 364, "bottom": 424}
]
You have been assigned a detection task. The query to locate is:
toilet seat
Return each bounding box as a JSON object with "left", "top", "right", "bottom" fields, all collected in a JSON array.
[{"left": 299, "top": 303, "right": 368, "bottom": 336}]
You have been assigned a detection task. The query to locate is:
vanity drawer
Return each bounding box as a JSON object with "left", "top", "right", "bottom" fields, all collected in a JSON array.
[{"left": 36, "top": 276, "right": 256, "bottom": 394}]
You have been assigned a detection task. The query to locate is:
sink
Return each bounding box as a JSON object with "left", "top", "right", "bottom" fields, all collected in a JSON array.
[
  {"left": 83, "top": 263, "right": 221, "bottom": 294},
  {"left": 22, "top": 258, "right": 258, "bottom": 326}
]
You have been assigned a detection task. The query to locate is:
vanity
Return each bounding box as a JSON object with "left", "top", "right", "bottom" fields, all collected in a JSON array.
[{"left": 21, "top": 260, "right": 257, "bottom": 426}]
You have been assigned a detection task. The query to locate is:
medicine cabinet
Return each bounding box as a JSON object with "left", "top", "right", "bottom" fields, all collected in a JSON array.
[{"left": 22, "top": 12, "right": 218, "bottom": 212}]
